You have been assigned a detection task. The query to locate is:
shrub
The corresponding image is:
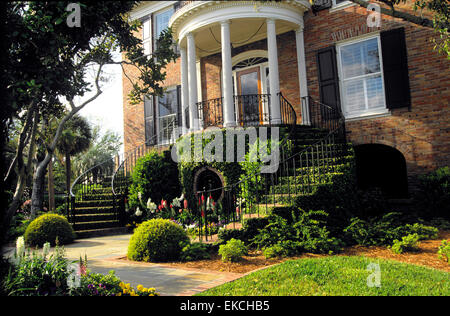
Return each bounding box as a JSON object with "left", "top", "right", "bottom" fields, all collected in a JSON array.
[
  {"left": 242, "top": 217, "right": 269, "bottom": 242},
  {"left": 128, "top": 150, "right": 181, "bottom": 214},
  {"left": 127, "top": 219, "right": 190, "bottom": 262},
  {"left": 437, "top": 240, "right": 450, "bottom": 263},
  {"left": 24, "top": 213, "right": 75, "bottom": 247},
  {"left": 415, "top": 166, "right": 450, "bottom": 219},
  {"left": 180, "top": 242, "right": 211, "bottom": 261},
  {"left": 263, "top": 244, "right": 287, "bottom": 259},
  {"left": 343, "top": 213, "right": 438, "bottom": 247},
  {"left": 219, "top": 238, "right": 248, "bottom": 262},
  {"left": 390, "top": 233, "right": 420, "bottom": 254},
  {"left": 262, "top": 240, "right": 302, "bottom": 259},
  {"left": 217, "top": 228, "right": 244, "bottom": 243}
]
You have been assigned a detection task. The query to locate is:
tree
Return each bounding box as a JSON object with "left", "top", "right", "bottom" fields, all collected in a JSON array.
[
  {"left": 346, "top": 0, "right": 449, "bottom": 58},
  {"left": 2, "top": 1, "right": 178, "bottom": 228},
  {"left": 73, "top": 125, "right": 122, "bottom": 177},
  {"left": 55, "top": 114, "right": 93, "bottom": 199}
]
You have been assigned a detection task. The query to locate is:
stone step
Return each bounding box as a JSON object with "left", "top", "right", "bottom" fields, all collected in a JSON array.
[
  {"left": 74, "top": 213, "right": 118, "bottom": 222},
  {"left": 73, "top": 206, "right": 115, "bottom": 215}
]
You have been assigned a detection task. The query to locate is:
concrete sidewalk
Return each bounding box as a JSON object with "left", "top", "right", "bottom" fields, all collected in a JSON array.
[{"left": 3, "top": 234, "right": 242, "bottom": 296}]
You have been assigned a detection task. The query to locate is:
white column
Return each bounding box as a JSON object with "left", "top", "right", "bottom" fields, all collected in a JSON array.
[
  {"left": 180, "top": 46, "right": 189, "bottom": 134},
  {"left": 267, "top": 18, "right": 281, "bottom": 125},
  {"left": 296, "top": 25, "right": 310, "bottom": 125},
  {"left": 187, "top": 32, "right": 199, "bottom": 131},
  {"left": 221, "top": 20, "right": 236, "bottom": 127}
]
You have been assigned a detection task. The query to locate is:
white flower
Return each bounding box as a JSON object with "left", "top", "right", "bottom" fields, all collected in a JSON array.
[
  {"left": 179, "top": 193, "right": 184, "bottom": 201},
  {"left": 146, "top": 198, "right": 157, "bottom": 212},
  {"left": 42, "top": 242, "right": 51, "bottom": 258},
  {"left": 172, "top": 197, "right": 181, "bottom": 208},
  {"left": 16, "top": 236, "right": 25, "bottom": 259},
  {"left": 135, "top": 207, "right": 142, "bottom": 217}
]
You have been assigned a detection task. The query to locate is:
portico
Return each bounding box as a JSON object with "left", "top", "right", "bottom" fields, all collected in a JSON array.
[{"left": 169, "top": 0, "right": 311, "bottom": 132}]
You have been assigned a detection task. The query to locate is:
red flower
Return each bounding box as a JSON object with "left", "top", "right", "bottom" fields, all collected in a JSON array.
[
  {"left": 179, "top": 209, "right": 182, "bottom": 213},
  {"left": 236, "top": 206, "right": 240, "bottom": 214},
  {"left": 201, "top": 194, "right": 205, "bottom": 202},
  {"left": 184, "top": 199, "right": 188, "bottom": 209},
  {"left": 201, "top": 210, "right": 205, "bottom": 218},
  {"left": 170, "top": 204, "right": 173, "bottom": 209}
]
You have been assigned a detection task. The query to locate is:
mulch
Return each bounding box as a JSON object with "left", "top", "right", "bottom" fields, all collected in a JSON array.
[{"left": 161, "top": 230, "right": 450, "bottom": 274}]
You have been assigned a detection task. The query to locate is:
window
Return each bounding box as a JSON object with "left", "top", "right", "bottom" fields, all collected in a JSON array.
[
  {"left": 157, "top": 87, "right": 180, "bottom": 144},
  {"left": 154, "top": 7, "right": 174, "bottom": 51},
  {"left": 337, "top": 36, "right": 387, "bottom": 118},
  {"left": 142, "top": 18, "right": 152, "bottom": 56}
]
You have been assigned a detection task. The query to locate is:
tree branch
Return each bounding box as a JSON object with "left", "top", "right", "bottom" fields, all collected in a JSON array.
[{"left": 348, "top": 0, "right": 434, "bottom": 28}]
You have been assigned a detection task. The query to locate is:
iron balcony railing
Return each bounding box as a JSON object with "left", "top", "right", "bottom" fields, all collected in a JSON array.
[{"left": 196, "top": 93, "right": 297, "bottom": 128}]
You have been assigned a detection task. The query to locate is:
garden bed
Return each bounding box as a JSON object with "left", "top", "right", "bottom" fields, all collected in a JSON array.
[{"left": 119, "top": 230, "right": 450, "bottom": 274}]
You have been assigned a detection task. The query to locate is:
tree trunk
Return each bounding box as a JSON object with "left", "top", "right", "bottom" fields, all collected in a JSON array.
[
  {"left": 48, "top": 157, "right": 55, "bottom": 213},
  {"left": 65, "top": 152, "right": 71, "bottom": 201}
]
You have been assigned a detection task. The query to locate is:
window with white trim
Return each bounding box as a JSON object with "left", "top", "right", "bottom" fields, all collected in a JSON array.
[
  {"left": 142, "top": 18, "right": 152, "bottom": 56},
  {"left": 153, "top": 7, "right": 174, "bottom": 51},
  {"left": 337, "top": 36, "right": 387, "bottom": 118},
  {"left": 157, "top": 86, "right": 180, "bottom": 144}
]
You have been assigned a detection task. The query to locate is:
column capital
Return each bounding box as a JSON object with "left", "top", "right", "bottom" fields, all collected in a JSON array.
[
  {"left": 266, "top": 18, "right": 277, "bottom": 25},
  {"left": 296, "top": 24, "right": 304, "bottom": 33},
  {"left": 220, "top": 19, "right": 230, "bottom": 26},
  {"left": 186, "top": 32, "right": 194, "bottom": 40}
]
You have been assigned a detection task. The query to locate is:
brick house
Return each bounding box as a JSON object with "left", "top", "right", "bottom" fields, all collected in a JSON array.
[{"left": 122, "top": 0, "right": 450, "bottom": 199}]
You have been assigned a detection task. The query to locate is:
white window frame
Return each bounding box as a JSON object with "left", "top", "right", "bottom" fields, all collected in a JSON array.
[
  {"left": 336, "top": 33, "right": 389, "bottom": 120},
  {"left": 156, "top": 85, "right": 179, "bottom": 145},
  {"left": 153, "top": 6, "right": 174, "bottom": 51},
  {"left": 330, "top": 0, "right": 357, "bottom": 12},
  {"left": 142, "top": 18, "right": 152, "bottom": 57}
]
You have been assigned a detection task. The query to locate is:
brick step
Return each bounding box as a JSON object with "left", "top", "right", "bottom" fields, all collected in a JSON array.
[
  {"left": 74, "top": 213, "right": 118, "bottom": 222},
  {"left": 73, "top": 220, "right": 121, "bottom": 232},
  {"left": 75, "top": 199, "right": 115, "bottom": 208},
  {"left": 73, "top": 206, "right": 115, "bottom": 215},
  {"left": 76, "top": 193, "right": 115, "bottom": 201},
  {"left": 75, "top": 227, "right": 129, "bottom": 239}
]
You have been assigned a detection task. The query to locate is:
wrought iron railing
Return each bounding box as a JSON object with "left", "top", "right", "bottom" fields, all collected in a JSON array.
[
  {"left": 196, "top": 93, "right": 297, "bottom": 128},
  {"left": 197, "top": 97, "right": 223, "bottom": 128},
  {"left": 69, "top": 119, "right": 179, "bottom": 226},
  {"left": 193, "top": 96, "right": 346, "bottom": 241}
]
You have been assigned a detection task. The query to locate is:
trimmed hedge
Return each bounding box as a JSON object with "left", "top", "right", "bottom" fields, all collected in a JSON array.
[
  {"left": 24, "top": 213, "right": 75, "bottom": 247},
  {"left": 127, "top": 219, "right": 190, "bottom": 262}
]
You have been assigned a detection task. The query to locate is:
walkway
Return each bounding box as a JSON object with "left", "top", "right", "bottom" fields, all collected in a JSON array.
[{"left": 2, "top": 234, "right": 243, "bottom": 296}]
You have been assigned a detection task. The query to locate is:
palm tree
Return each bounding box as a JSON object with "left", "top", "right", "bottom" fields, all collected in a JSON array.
[{"left": 56, "top": 114, "right": 93, "bottom": 196}]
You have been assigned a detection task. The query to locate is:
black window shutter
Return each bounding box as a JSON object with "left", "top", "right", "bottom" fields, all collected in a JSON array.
[
  {"left": 317, "top": 45, "right": 340, "bottom": 111},
  {"left": 381, "top": 28, "right": 411, "bottom": 110},
  {"left": 312, "top": 0, "right": 332, "bottom": 11},
  {"left": 144, "top": 95, "right": 156, "bottom": 145},
  {"left": 176, "top": 85, "right": 182, "bottom": 129}
]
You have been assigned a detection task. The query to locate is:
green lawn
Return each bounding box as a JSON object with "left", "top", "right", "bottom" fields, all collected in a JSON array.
[{"left": 198, "top": 256, "right": 450, "bottom": 296}]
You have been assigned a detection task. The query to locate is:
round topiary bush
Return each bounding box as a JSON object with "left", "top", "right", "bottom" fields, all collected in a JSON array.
[
  {"left": 127, "top": 219, "right": 190, "bottom": 262},
  {"left": 24, "top": 213, "right": 75, "bottom": 247}
]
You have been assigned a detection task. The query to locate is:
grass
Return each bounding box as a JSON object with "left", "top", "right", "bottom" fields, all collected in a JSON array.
[{"left": 197, "top": 256, "right": 450, "bottom": 296}]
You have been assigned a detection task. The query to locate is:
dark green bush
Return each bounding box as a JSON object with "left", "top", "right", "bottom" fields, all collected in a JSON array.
[
  {"left": 180, "top": 242, "right": 211, "bottom": 261},
  {"left": 127, "top": 219, "right": 189, "bottom": 262},
  {"left": 217, "top": 228, "right": 244, "bottom": 243},
  {"left": 24, "top": 213, "right": 75, "bottom": 247},
  {"left": 128, "top": 150, "right": 181, "bottom": 212},
  {"left": 242, "top": 217, "right": 269, "bottom": 242},
  {"left": 344, "top": 213, "right": 439, "bottom": 246},
  {"left": 415, "top": 166, "right": 450, "bottom": 219}
]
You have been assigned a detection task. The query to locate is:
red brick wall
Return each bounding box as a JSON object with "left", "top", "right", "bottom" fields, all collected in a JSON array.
[{"left": 303, "top": 3, "right": 450, "bottom": 190}]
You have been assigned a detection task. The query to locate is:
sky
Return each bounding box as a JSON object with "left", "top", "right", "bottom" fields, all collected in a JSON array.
[{"left": 77, "top": 49, "right": 125, "bottom": 153}]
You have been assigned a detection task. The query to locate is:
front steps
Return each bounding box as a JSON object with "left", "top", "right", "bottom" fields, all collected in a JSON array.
[{"left": 71, "top": 176, "right": 125, "bottom": 239}]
